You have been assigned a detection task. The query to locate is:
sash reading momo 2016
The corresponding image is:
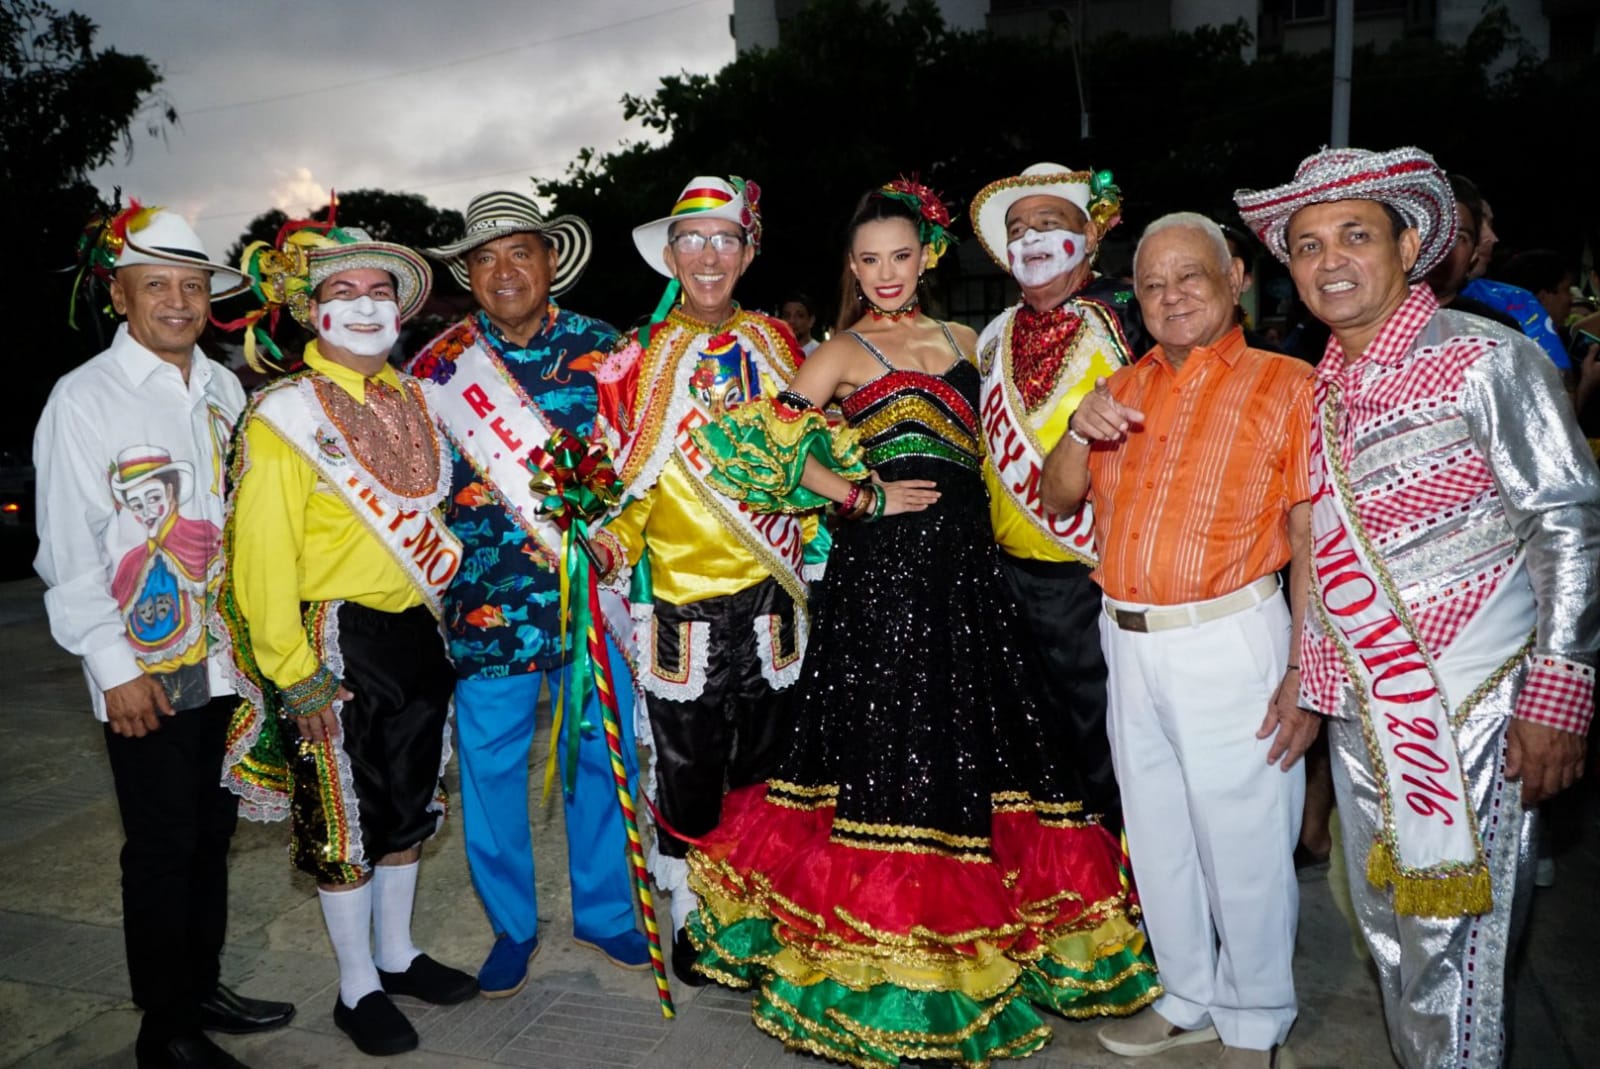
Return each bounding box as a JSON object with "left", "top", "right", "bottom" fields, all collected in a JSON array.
[{"left": 1309, "top": 395, "right": 1491, "bottom": 916}]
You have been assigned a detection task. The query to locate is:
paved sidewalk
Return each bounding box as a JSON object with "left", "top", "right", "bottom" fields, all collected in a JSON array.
[{"left": 0, "top": 576, "right": 1593, "bottom": 1068}]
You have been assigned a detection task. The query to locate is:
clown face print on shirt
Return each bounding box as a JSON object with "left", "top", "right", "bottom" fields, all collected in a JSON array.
[{"left": 106, "top": 444, "right": 223, "bottom": 709}]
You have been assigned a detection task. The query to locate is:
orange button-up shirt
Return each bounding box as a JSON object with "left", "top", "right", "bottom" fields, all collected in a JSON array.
[{"left": 1087, "top": 326, "right": 1314, "bottom": 605}]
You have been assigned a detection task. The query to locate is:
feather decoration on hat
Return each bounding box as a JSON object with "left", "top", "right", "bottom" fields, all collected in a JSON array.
[
  {"left": 211, "top": 194, "right": 341, "bottom": 372},
  {"left": 68, "top": 193, "right": 163, "bottom": 329}
]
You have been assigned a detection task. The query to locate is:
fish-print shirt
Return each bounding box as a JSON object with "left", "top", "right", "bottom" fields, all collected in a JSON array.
[{"left": 429, "top": 306, "right": 619, "bottom": 679}]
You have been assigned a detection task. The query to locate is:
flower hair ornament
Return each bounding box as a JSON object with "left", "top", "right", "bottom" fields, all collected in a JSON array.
[
  {"left": 730, "top": 175, "right": 763, "bottom": 254},
  {"left": 877, "top": 176, "right": 957, "bottom": 268}
]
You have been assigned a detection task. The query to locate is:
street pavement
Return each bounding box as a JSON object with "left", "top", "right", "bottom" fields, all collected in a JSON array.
[{"left": 0, "top": 576, "right": 1593, "bottom": 1068}]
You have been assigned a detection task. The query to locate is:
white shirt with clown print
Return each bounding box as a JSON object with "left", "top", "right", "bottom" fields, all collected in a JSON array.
[{"left": 34, "top": 323, "right": 246, "bottom": 720}]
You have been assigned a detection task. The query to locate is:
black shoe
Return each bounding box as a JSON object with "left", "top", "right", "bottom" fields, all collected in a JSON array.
[
  {"left": 671, "top": 928, "right": 708, "bottom": 987},
  {"left": 135, "top": 1030, "right": 250, "bottom": 1069},
  {"left": 378, "top": 953, "right": 479, "bottom": 1004},
  {"left": 198, "top": 983, "right": 296, "bottom": 1034},
  {"left": 333, "top": 991, "right": 418, "bottom": 1057}
]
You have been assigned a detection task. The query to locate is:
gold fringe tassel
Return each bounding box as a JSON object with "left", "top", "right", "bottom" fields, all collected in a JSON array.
[{"left": 1365, "top": 840, "right": 1493, "bottom": 918}]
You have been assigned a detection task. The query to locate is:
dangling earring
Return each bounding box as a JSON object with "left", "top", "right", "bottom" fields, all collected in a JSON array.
[{"left": 854, "top": 279, "right": 866, "bottom": 303}]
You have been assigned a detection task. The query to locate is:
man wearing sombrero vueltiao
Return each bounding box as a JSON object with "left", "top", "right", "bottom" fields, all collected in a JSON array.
[
  {"left": 1236, "top": 148, "right": 1600, "bottom": 1068},
  {"left": 586, "top": 175, "right": 812, "bottom": 987},
  {"left": 34, "top": 203, "right": 296, "bottom": 1067},
  {"left": 410, "top": 191, "right": 651, "bottom": 996},
  {"left": 216, "top": 224, "right": 478, "bottom": 1057}
]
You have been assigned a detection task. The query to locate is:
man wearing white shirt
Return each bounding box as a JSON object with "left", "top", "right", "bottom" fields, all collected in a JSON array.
[{"left": 33, "top": 205, "right": 293, "bottom": 1069}]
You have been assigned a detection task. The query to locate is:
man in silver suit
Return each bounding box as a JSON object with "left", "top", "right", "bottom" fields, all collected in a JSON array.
[{"left": 1236, "top": 147, "right": 1600, "bottom": 1069}]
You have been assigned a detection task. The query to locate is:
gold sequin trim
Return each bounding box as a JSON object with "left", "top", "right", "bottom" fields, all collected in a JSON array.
[{"left": 830, "top": 816, "right": 991, "bottom": 850}]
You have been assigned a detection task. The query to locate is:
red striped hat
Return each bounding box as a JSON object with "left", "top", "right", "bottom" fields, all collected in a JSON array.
[
  {"left": 1234, "top": 146, "right": 1456, "bottom": 280},
  {"left": 632, "top": 176, "right": 762, "bottom": 277}
]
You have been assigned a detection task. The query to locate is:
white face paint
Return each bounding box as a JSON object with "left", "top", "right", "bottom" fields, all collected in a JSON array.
[
  {"left": 1006, "top": 228, "right": 1088, "bottom": 288},
  {"left": 317, "top": 295, "right": 400, "bottom": 357}
]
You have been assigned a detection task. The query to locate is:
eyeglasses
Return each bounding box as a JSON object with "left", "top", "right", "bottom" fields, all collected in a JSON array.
[{"left": 669, "top": 231, "right": 745, "bottom": 255}]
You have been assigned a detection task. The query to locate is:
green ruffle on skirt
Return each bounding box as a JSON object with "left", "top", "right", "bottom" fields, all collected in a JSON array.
[
  {"left": 689, "top": 901, "right": 1161, "bottom": 1068},
  {"left": 689, "top": 399, "right": 867, "bottom": 513}
]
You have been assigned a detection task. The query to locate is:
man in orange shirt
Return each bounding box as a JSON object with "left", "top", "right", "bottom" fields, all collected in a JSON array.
[{"left": 1041, "top": 212, "right": 1319, "bottom": 1069}]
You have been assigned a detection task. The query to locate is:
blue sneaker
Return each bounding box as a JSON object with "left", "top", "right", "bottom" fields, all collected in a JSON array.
[
  {"left": 478, "top": 934, "right": 539, "bottom": 998},
  {"left": 573, "top": 929, "right": 652, "bottom": 971}
]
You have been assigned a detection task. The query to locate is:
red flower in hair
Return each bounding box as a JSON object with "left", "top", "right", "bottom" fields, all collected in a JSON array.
[{"left": 883, "top": 176, "right": 951, "bottom": 228}]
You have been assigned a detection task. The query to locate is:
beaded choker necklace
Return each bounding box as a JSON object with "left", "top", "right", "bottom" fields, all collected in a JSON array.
[{"left": 867, "top": 297, "right": 920, "bottom": 322}]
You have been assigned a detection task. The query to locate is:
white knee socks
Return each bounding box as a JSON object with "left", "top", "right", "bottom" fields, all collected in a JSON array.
[
  {"left": 372, "top": 861, "right": 422, "bottom": 974},
  {"left": 318, "top": 884, "right": 381, "bottom": 1006}
]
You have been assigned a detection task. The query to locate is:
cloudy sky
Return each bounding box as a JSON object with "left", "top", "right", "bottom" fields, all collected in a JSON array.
[{"left": 79, "top": 0, "right": 735, "bottom": 256}]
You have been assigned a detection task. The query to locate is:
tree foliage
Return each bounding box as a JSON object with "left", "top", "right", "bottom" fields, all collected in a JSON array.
[
  {"left": 536, "top": 0, "right": 1597, "bottom": 331},
  {"left": 3, "top": 0, "right": 174, "bottom": 437}
]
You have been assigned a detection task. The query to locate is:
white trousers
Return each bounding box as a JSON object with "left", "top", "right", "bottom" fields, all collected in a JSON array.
[{"left": 1101, "top": 592, "right": 1304, "bottom": 1050}]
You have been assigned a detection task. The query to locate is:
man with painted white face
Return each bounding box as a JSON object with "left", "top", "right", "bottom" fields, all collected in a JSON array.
[
  {"left": 967, "top": 163, "right": 1142, "bottom": 827},
  {"left": 589, "top": 175, "right": 809, "bottom": 986},
  {"left": 1041, "top": 212, "right": 1317, "bottom": 1069},
  {"left": 35, "top": 203, "right": 296, "bottom": 1069},
  {"left": 218, "top": 225, "right": 477, "bottom": 1058},
  {"left": 1236, "top": 147, "right": 1600, "bottom": 1069}
]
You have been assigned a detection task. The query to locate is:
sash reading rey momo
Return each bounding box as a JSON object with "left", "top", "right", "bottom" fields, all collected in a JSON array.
[
  {"left": 978, "top": 303, "right": 1125, "bottom": 563},
  {"left": 417, "top": 320, "right": 634, "bottom": 654},
  {"left": 613, "top": 313, "right": 810, "bottom": 613},
  {"left": 1309, "top": 389, "right": 1536, "bottom": 917}
]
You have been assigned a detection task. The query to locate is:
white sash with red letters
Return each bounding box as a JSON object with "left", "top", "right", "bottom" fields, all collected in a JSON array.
[
  {"left": 1309, "top": 403, "right": 1533, "bottom": 915},
  {"left": 421, "top": 327, "right": 635, "bottom": 653},
  {"left": 253, "top": 378, "right": 461, "bottom": 617},
  {"left": 977, "top": 307, "right": 1120, "bottom": 562},
  {"left": 616, "top": 319, "right": 809, "bottom": 613}
]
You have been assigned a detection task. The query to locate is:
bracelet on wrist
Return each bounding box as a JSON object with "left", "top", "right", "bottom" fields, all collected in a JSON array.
[
  {"left": 1066, "top": 426, "right": 1091, "bottom": 447},
  {"left": 1285, "top": 664, "right": 1301, "bottom": 671},
  {"left": 867, "top": 484, "right": 888, "bottom": 522}
]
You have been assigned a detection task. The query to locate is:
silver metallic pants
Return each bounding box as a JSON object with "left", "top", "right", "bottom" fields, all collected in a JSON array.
[{"left": 1328, "top": 701, "right": 1535, "bottom": 1069}]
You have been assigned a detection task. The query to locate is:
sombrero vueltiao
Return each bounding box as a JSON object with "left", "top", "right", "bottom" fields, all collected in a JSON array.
[
  {"left": 227, "top": 223, "right": 433, "bottom": 371},
  {"left": 1233, "top": 146, "right": 1456, "bottom": 280},
  {"left": 969, "top": 163, "right": 1123, "bottom": 271},
  {"left": 426, "top": 191, "right": 592, "bottom": 295},
  {"left": 300, "top": 228, "right": 432, "bottom": 323}
]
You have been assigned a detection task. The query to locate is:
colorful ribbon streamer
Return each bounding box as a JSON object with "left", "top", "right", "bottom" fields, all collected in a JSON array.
[{"left": 528, "top": 431, "right": 674, "bottom": 1018}]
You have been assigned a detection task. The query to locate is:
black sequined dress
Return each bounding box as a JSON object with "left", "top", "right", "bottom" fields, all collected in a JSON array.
[{"left": 687, "top": 326, "right": 1159, "bottom": 1068}]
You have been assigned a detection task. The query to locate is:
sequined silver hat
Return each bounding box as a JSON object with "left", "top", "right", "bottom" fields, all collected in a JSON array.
[{"left": 1233, "top": 146, "right": 1456, "bottom": 280}]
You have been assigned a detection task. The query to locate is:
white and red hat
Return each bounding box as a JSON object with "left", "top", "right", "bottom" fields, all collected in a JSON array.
[
  {"left": 632, "top": 176, "right": 762, "bottom": 277},
  {"left": 1233, "top": 146, "right": 1456, "bottom": 280}
]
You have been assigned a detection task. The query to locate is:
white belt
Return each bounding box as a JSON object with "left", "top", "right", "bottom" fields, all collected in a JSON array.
[{"left": 1104, "top": 574, "right": 1281, "bottom": 633}]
